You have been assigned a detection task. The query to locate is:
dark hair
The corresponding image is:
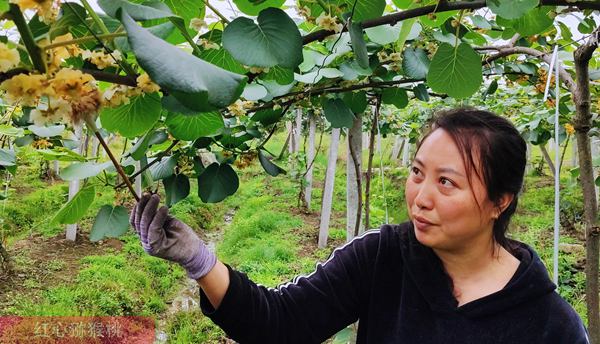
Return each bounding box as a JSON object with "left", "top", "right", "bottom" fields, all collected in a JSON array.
[{"left": 416, "top": 108, "right": 526, "bottom": 252}]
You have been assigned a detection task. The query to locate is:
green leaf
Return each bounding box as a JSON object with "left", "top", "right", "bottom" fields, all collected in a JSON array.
[
  {"left": 165, "top": 111, "right": 224, "bottom": 141},
  {"left": 119, "top": 10, "right": 247, "bottom": 112},
  {"left": 129, "top": 130, "right": 167, "bottom": 161},
  {"left": 28, "top": 125, "right": 65, "bottom": 138},
  {"left": 258, "top": 150, "right": 285, "bottom": 176},
  {"left": 197, "top": 163, "right": 239, "bottom": 203},
  {"left": 223, "top": 8, "right": 302, "bottom": 69},
  {"left": 381, "top": 88, "right": 408, "bottom": 109},
  {"left": 420, "top": 10, "right": 457, "bottom": 27},
  {"left": 90, "top": 205, "right": 130, "bottom": 242},
  {"left": 60, "top": 161, "right": 113, "bottom": 181},
  {"left": 402, "top": 47, "right": 430, "bottom": 80},
  {"left": 349, "top": 22, "right": 369, "bottom": 69},
  {"left": 0, "top": 1, "right": 8, "bottom": 13},
  {"left": 233, "top": 0, "right": 285, "bottom": 16},
  {"left": 37, "top": 147, "right": 86, "bottom": 162},
  {"left": 164, "top": 174, "right": 190, "bottom": 206},
  {"left": 251, "top": 109, "right": 284, "bottom": 126},
  {"left": 0, "top": 148, "right": 16, "bottom": 174},
  {"left": 508, "top": 7, "right": 553, "bottom": 36},
  {"left": 100, "top": 93, "right": 162, "bottom": 138},
  {"left": 51, "top": 3, "right": 87, "bottom": 39},
  {"left": 486, "top": 0, "right": 539, "bottom": 20},
  {"left": 483, "top": 79, "right": 499, "bottom": 100},
  {"left": 199, "top": 48, "right": 247, "bottom": 75},
  {"left": 323, "top": 98, "right": 355, "bottom": 129},
  {"left": 365, "top": 23, "right": 402, "bottom": 45},
  {"left": 262, "top": 66, "right": 294, "bottom": 85},
  {"left": 241, "top": 84, "right": 268, "bottom": 101},
  {"left": 0, "top": 125, "right": 23, "bottom": 137},
  {"left": 426, "top": 42, "right": 483, "bottom": 99},
  {"left": 115, "top": 22, "right": 175, "bottom": 52},
  {"left": 342, "top": 91, "right": 368, "bottom": 113},
  {"left": 99, "top": 0, "right": 172, "bottom": 20},
  {"left": 52, "top": 186, "right": 95, "bottom": 225},
  {"left": 348, "top": 0, "right": 385, "bottom": 22},
  {"left": 413, "top": 84, "right": 430, "bottom": 102},
  {"left": 150, "top": 156, "right": 177, "bottom": 180}
]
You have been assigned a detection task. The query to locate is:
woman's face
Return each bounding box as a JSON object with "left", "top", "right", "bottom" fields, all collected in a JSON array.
[{"left": 405, "top": 129, "right": 499, "bottom": 252}]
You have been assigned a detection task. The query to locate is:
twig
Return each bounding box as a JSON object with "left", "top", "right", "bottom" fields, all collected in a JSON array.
[
  {"left": 348, "top": 117, "right": 363, "bottom": 237},
  {"left": 115, "top": 140, "right": 180, "bottom": 189},
  {"left": 203, "top": 0, "right": 230, "bottom": 24},
  {"left": 86, "top": 119, "right": 139, "bottom": 201},
  {"left": 42, "top": 32, "right": 127, "bottom": 50},
  {"left": 365, "top": 97, "right": 380, "bottom": 230}
]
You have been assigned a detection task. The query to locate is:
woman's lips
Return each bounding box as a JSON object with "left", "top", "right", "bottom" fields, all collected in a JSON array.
[{"left": 413, "top": 215, "right": 435, "bottom": 231}]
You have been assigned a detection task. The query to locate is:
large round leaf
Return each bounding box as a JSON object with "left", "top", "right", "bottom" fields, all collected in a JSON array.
[
  {"left": 426, "top": 43, "right": 483, "bottom": 99},
  {"left": 90, "top": 205, "right": 130, "bottom": 242},
  {"left": 52, "top": 186, "right": 95, "bottom": 224},
  {"left": 507, "top": 7, "right": 553, "bottom": 36},
  {"left": 119, "top": 10, "right": 246, "bottom": 112},
  {"left": 223, "top": 8, "right": 302, "bottom": 69},
  {"left": 164, "top": 174, "right": 190, "bottom": 206},
  {"left": 60, "top": 161, "right": 113, "bottom": 181},
  {"left": 263, "top": 66, "right": 294, "bottom": 85},
  {"left": 346, "top": 0, "right": 385, "bottom": 22},
  {"left": 486, "top": 0, "right": 539, "bottom": 20},
  {"left": 323, "top": 98, "right": 355, "bottom": 129},
  {"left": 165, "top": 111, "right": 224, "bottom": 141},
  {"left": 200, "top": 48, "right": 246, "bottom": 75},
  {"left": 382, "top": 88, "right": 408, "bottom": 109},
  {"left": 342, "top": 91, "right": 368, "bottom": 113},
  {"left": 99, "top": 0, "right": 172, "bottom": 20},
  {"left": 100, "top": 92, "right": 162, "bottom": 138},
  {"left": 197, "top": 163, "right": 239, "bottom": 203},
  {"left": 365, "top": 23, "right": 401, "bottom": 45},
  {"left": 28, "top": 124, "right": 65, "bottom": 138},
  {"left": 150, "top": 156, "right": 177, "bottom": 180},
  {"left": 233, "top": 0, "right": 285, "bottom": 16},
  {"left": 402, "top": 48, "right": 430, "bottom": 80}
]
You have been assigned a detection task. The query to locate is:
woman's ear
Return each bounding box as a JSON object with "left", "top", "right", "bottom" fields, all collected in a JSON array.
[{"left": 495, "top": 193, "right": 515, "bottom": 218}]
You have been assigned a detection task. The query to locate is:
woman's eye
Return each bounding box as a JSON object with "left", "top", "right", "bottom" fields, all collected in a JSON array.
[
  {"left": 440, "top": 177, "right": 454, "bottom": 187},
  {"left": 411, "top": 167, "right": 421, "bottom": 175}
]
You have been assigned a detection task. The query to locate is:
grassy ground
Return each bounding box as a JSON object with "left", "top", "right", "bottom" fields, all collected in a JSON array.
[{"left": 0, "top": 131, "right": 587, "bottom": 342}]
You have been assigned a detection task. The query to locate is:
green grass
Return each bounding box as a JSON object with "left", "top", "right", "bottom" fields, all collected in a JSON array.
[{"left": 5, "top": 234, "right": 185, "bottom": 316}]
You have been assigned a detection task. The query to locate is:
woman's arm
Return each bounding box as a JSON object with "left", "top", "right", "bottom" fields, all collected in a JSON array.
[
  {"left": 197, "top": 230, "right": 380, "bottom": 344},
  {"left": 196, "top": 260, "right": 230, "bottom": 309}
]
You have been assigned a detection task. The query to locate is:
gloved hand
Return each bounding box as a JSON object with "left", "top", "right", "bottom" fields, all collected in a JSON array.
[{"left": 130, "top": 193, "right": 217, "bottom": 280}]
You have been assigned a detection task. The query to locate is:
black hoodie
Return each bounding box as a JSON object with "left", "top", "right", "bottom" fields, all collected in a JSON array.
[{"left": 200, "top": 222, "right": 589, "bottom": 343}]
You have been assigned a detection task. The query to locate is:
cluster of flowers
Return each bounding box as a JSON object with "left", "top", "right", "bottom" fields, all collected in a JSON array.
[
  {"left": 227, "top": 99, "right": 255, "bottom": 117},
  {"left": 11, "top": 0, "right": 60, "bottom": 24},
  {"left": 1, "top": 68, "right": 100, "bottom": 126},
  {"left": 377, "top": 50, "right": 402, "bottom": 72}
]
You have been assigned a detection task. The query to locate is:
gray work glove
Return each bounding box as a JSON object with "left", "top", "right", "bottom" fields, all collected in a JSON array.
[{"left": 130, "top": 193, "right": 217, "bottom": 280}]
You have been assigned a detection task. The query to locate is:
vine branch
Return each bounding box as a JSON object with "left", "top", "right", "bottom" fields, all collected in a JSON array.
[{"left": 115, "top": 140, "right": 180, "bottom": 190}]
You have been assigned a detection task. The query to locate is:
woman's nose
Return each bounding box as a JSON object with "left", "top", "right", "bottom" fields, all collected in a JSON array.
[{"left": 414, "top": 182, "right": 434, "bottom": 210}]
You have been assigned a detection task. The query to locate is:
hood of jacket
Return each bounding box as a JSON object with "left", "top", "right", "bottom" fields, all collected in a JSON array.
[{"left": 400, "top": 222, "right": 556, "bottom": 318}]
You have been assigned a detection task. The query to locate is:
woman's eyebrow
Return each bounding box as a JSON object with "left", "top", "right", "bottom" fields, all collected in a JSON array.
[{"left": 413, "top": 158, "right": 464, "bottom": 178}]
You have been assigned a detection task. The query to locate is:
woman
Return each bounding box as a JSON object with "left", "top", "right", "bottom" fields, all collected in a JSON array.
[{"left": 131, "top": 108, "right": 588, "bottom": 343}]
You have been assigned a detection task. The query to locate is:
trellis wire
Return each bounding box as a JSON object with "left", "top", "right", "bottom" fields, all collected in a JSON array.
[{"left": 543, "top": 45, "right": 560, "bottom": 287}]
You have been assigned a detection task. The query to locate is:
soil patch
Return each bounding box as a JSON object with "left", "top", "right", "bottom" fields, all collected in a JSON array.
[{"left": 0, "top": 231, "right": 119, "bottom": 312}]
